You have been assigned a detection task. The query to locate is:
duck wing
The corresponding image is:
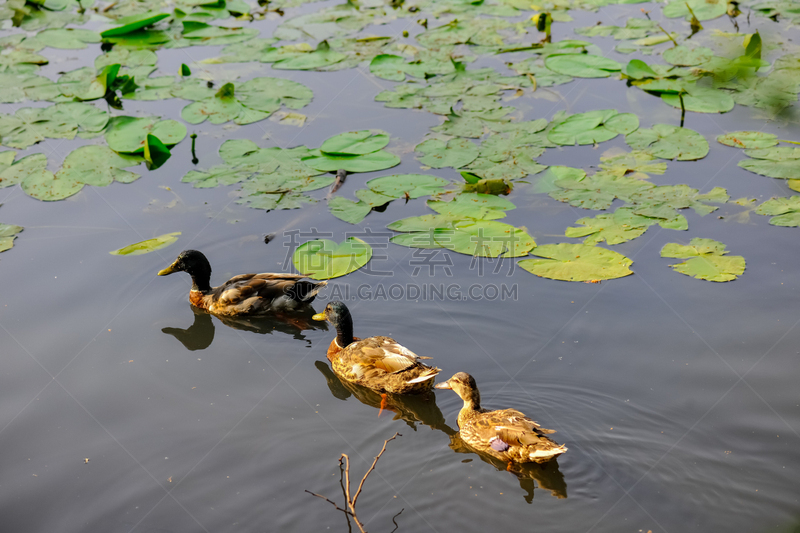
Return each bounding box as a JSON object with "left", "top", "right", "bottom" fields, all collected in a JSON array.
[
  {"left": 344, "top": 336, "right": 426, "bottom": 375},
  {"left": 214, "top": 273, "right": 319, "bottom": 306},
  {"left": 473, "top": 408, "right": 557, "bottom": 452}
]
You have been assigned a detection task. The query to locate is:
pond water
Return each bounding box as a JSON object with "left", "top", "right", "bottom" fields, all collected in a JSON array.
[{"left": 1, "top": 0, "right": 800, "bottom": 532}]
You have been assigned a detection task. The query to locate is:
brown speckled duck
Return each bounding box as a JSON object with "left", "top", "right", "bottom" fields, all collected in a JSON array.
[
  {"left": 312, "top": 301, "right": 440, "bottom": 394},
  {"left": 436, "top": 372, "right": 566, "bottom": 464},
  {"left": 158, "top": 250, "right": 327, "bottom": 316}
]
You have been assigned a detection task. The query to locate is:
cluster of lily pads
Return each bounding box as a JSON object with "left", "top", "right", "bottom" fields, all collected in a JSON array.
[{"left": 2, "top": 0, "right": 799, "bottom": 284}]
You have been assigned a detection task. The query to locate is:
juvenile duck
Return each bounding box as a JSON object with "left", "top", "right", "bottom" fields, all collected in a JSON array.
[
  {"left": 158, "top": 249, "right": 327, "bottom": 316},
  {"left": 435, "top": 372, "right": 566, "bottom": 464},
  {"left": 312, "top": 301, "right": 440, "bottom": 394}
]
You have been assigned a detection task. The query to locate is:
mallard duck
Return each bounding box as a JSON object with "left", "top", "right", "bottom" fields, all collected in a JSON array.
[
  {"left": 435, "top": 372, "right": 566, "bottom": 464},
  {"left": 158, "top": 249, "right": 327, "bottom": 316},
  {"left": 312, "top": 301, "right": 440, "bottom": 394}
]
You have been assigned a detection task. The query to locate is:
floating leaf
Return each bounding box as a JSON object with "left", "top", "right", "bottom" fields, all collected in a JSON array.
[
  {"left": 367, "top": 174, "right": 449, "bottom": 198},
  {"left": 390, "top": 219, "right": 535, "bottom": 258},
  {"left": 717, "top": 131, "right": 779, "bottom": 149},
  {"left": 661, "top": 85, "right": 735, "bottom": 114},
  {"left": 321, "top": 130, "right": 390, "bottom": 155},
  {"left": 755, "top": 196, "right": 800, "bottom": 226},
  {"left": 663, "top": 0, "right": 727, "bottom": 20},
  {"left": 328, "top": 197, "right": 372, "bottom": 224},
  {"left": 518, "top": 243, "right": 633, "bottom": 281},
  {"left": 416, "top": 137, "right": 479, "bottom": 168},
  {"left": 56, "top": 145, "right": 142, "bottom": 186},
  {"left": 110, "top": 232, "right": 181, "bottom": 256},
  {"left": 545, "top": 54, "right": 622, "bottom": 78},
  {"left": 660, "top": 238, "right": 745, "bottom": 281},
  {"left": 566, "top": 207, "right": 659, "bottom": 245},
  {"left": 21, "top": 170, "right": 83, "bottom": 201},
  {"left": 105, "top": 116, "right": 187, "bottom": 153},
  {"left": 662, "top": 46, "right": 713, "bottom": 66},
  {"left": 548, "top": 109, "right": 638, "bottom": 146},
  {"left": 302, "top": 150, "right": 400, "bottom": 173},
  {"left": 292, "top": 237, "right": 372, "bottom": 279},
  {"left": 0, "top": 222, "right": 23, "bottom": 253},
  {"left": 738, "top": 147, "right": 800, "bottom": 179},
  {"left": 626, "top": 124, "right": 708, "bottom": 160},
  {"left": 428, "top": 192, "right": 514, "bottom": 220},
  {"left": 36, "top": 28, "right": 101, "bottom": 49},
  {"left": 101, "top": 12, "right": 170, "bottom": 38},
  {"left": 0, "top": 103, "right": 107, "bottom": 150}
]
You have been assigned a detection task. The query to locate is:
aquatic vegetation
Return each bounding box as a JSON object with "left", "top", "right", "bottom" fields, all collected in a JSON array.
[
  {"left": 660, "top": 238, "right": 745, "bottom": 282},
  {"left": 110, "top": 232, "right": 181, "bottom": 255},
  {"left": 293, "top": 237, "right": 373, "bottom": 279}
]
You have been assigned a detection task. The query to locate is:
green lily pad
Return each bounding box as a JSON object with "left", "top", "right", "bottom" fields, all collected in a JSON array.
[
  {"left": 548, "top": 109, "right": 639, "bottom": 146},
  {"left": 428, "top": 192, "right": 514, "bottom": 220},
  {"left": 321, "top": 130, "right": 390, "bottom": 155},
  {"left": 717, "top": 131, "right": 779, "bottom": 149},
  {"left": 662, "top": 46, "right": 714, "bottom": 66},
  {"left": 416, "top": 137, "right": 479, "bottom": 168},
  {"left": 738, "top": 147, "right": 800, "bottom": 179},
  {"left": 56, "top": 145, "right": 142, "bottom": 186},
  {"left": 755, "top": 196, "right": 800, "bottom": 226},
  {"left": 292, "top": 237, "right": 372, "bottom": 280},
  {"left": 303, "top": 150, "right": 400, "bottom": 173},
  {"left": 110, "top": 232, "right": 182, "bottom": 256},
  {"left": 518, "top": 243, "right": 634, "bottom": 281},
  {"left": 661, "top": 238, "right": 745, "bottom": 281},
  {"left": 105, "top": 116, "right": 187, "bottom": 153},
  {"left": 390, "top": 218, "right": 535, "bottom": 258},
  {"left": 36, "top": 28, "right": 101, "bottom": 49},
  {"left": 0, "top": 103, "right": 108, "bottom": 150},
  {"left": 21, "top": 169, "right": 83, "bottom": 201},
  {"left": 328, "top": 197, "right": 373, "bottom": 224},
  {"left": 0, "top": 222, "right": 23, "bottom": 253},
  {"left": 661, "top": 85, "right": 735, "bottom": 114},
  {"left": 565, "top": 207, "right": 659, "bottom": 245},
  {"left": 545, "top": 54, "right": 622, "bottom": 78},
  {"left": 663, "top": 0, "right": 727, "bottom": 20},
  {"left": 367, "top": 174, "right": 450, "bottom": 198},
  {"left": 626, "top": 124, "right": 709, "bottom": 160}
]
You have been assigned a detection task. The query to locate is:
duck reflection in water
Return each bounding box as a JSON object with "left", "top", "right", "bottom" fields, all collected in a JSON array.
[
  {"left": 162, "top": 306, "right": 328, "bottom": 351},
  {"left": 448, "top": 433, "right": 567, "bottom": 502},
  {"left": 315, "top": 361, "right": 455, "bottom": 434}
]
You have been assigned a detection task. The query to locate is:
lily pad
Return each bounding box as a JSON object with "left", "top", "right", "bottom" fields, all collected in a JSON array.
[
  {"left": 626, "top": 124, "right": 708, "bottom": 160},
  {"left": 738, "top": 147, "right": 800, "bottom": 179},
  {"left": 56, "top": 145, "right": 142, "bottom": 186},
  {"left": 518, "top": 243, "right": 634, "bottom": 281},
  {"left": 755, "top": 196, "right": 800, "bottom": 226},
  {"left": 0, "top": 221, "right": 23, "bottom": 252},
  {"left": 292, "top": 237, "right": 372, "bottom": 280},
  {"left": 662, "top": 46, "right": 714, "bottom": 66},
  {"left": 548, "top": 109, "right": 639, "bottom": 146},
  {"left": 545, "top": 54, "right": 622, "bottom": 78},
  {"left": 416, "top": 137, "right": 479, "bottom": 168},
  {"left": 663, "top": 0, "right": 727, "bottom": 21},
  {"left": 105, "top": 116, "right": 187, "bottom": 153},
  {"left": 302, "top": 150, "right": 400, "bottom": 173},
  {"left": 321, "top": 130, "right": 390, "bottom": 155},
  {"left": 110, "top": 232, "right": 182, "bottom": 256},
  {"left": 101, "top": 12, "right": 170, "bottom": 38},
  {"left": 660, "top": 238, "right": 745, "bottom": 281},
  {"left": 390, "top": 218, "right": 535, "bottom": 258},
  {"left": 717, "top": 131, "right": 779, "bottom": 149},
  {"left": 565, "top": 207, "right": 659, "bottom": 245}
]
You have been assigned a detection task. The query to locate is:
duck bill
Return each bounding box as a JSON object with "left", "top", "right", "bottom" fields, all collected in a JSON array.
[
  {"left": 158, "top": 262, "right": 178, "bottom": 276},
  {"left": 311, "top": 312, "right": 327, "bottom": 321},
  {"left": 434, "top": 381, "right": 452, "bottom": 390}
]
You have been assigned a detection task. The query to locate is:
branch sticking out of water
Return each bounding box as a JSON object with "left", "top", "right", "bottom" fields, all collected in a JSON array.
[
  {"left": 190, "top": 133, "right": 199, "bottom": 165},
  {"left": 678, "top": 91, "right": 686, "bottom": 128},
  {"left": 306, "top": 432, "right": 402, "bottom": 533}
]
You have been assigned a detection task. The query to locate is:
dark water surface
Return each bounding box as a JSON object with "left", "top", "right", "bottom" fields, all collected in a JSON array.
[{"left": 1, "top": 1, "right": 800, "bottom": 532}]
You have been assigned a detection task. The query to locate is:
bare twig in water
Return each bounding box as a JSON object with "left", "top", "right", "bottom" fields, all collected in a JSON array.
[
  {"left": 390, "top": 509, "right": 404, "bottom": 533},
  {"left": 306, "top": 432, "right": 402, "bottom": 533}
]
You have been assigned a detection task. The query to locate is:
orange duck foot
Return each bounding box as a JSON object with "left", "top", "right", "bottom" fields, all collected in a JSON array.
[{"left": 378, "top": 393, "right": 389, "bottom": 416}]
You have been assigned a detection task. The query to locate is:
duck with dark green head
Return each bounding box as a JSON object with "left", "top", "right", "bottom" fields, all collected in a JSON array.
[
  {"left": 312, "top": 301, "right": 440, "bottom": 395},
  {"left": 158, "top": 249, "right": 327, "bottom": 316},
  {"left": 435, "top": 372, "right": 567, "bottom": 464}
]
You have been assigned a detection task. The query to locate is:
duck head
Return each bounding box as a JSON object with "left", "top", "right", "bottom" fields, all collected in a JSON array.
[
  {"left": 435, "top": 372, "right": 481, "bottom": 409},
  {"left": 313, "top": 301, "right": 354, "bottom": 346},
  {"left": 158, "top": 250, "right": 212, "bottom": 292}
]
